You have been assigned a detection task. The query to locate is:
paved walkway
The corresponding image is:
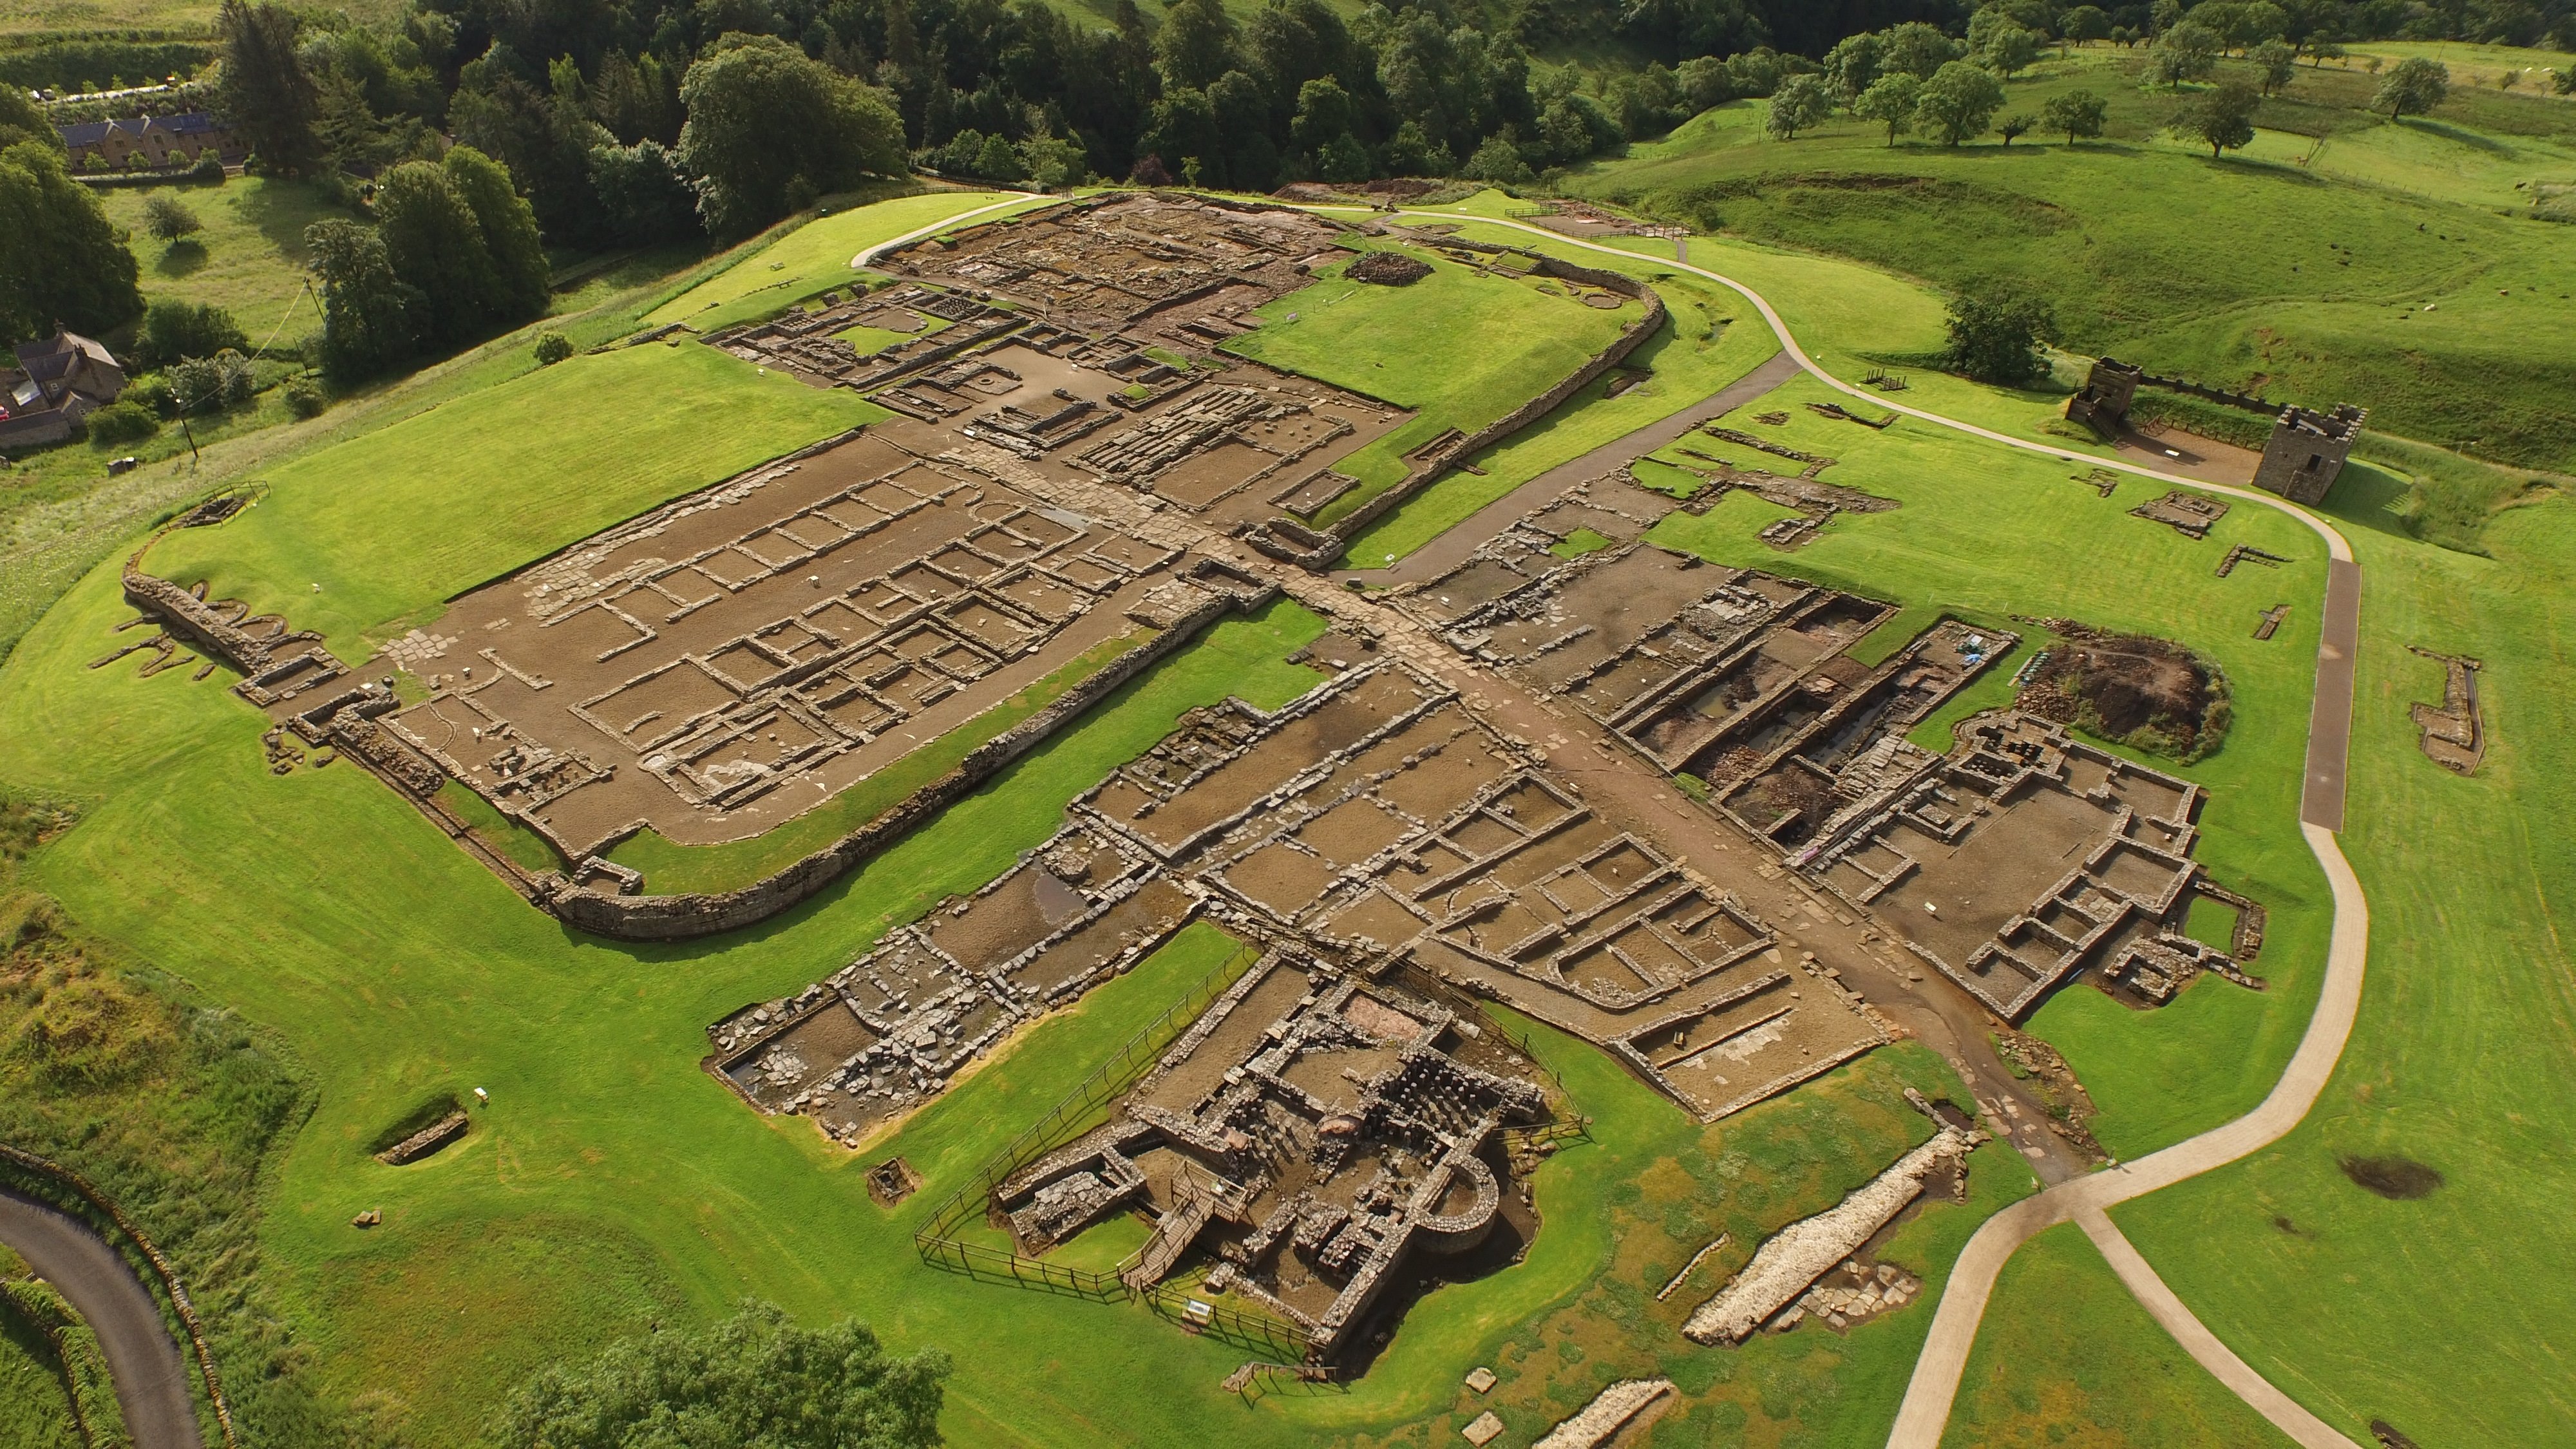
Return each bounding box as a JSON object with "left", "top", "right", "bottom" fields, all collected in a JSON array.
[
  {"left": 1387, "top": 212, "right": 2372, "bottom": 1449},
  {"left": 1333, "top": 349, "right": 1804, "bottom": 585},
  {"left": 0, "top": 1187, "right": 204, "bottom": 1449}
]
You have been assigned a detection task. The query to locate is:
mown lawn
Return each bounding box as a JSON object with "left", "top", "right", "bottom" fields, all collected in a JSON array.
[
  {"left": 1942, "top": 1223, "right": 2295, "bottom": 1449},
  {"left": 144, "top": 341, "right": 882, "bottom": 656},
  {"left": 644, "top": 188, "right": 1037, "bottom": 333},
  {"left": 1567, "top": 48, "right": 2576, "bottom": 473},
  {"left": 1337, "top": 254, "right": 1782, "bottom": 567},
  {"left": 1218, "top": 244, "right": 1637, "bottom": 526}
]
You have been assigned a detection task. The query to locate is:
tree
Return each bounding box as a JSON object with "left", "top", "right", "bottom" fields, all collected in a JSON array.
[
  {"left": 168, "top": 348, "right": 256, "bottom": 410},
  {"left": 1879, "top": 21, "right": 1962, "bottom": 79},
  {"left": 1156, "top": 0, "right": 1242, "bottom": 93},
  {"left": 2375, "top": 56, "right": 2449, "bottom": 119},
  {"left": 1854, "top": 73, "right": 1921, "bottom": 144},
  {"left": 1460, "top": 129, "right": 1534, "bottom": 184},
  {"left": 492, "top": 1302, "right": 947, "bottom": 1449},
  {"left": 677, "top": 36, "right": 907, "bottom": 238},
  {"left": 135, "top": 300, "right": 247, "bottom": 368},
  {"left": 1946, "top": 288, "right": 2055, "bottom": 386},
  {"left": 2062, "top": 6, "right": 2113, "bottom": 44},
  {"left": 533, "top": 331, "right": 572, "bottom": 365},
  {"left": 142, "top": 194, "right": 204, "bottom": 245},
  {"left": 1822, "top": 32, "right": 1882, "bottom": 102},
  {"left": 0, "top": 84, "right": 54, "bottom": 151},
  {"left": 2177, "top": 80, "right": 2261, "bottom": 156},
  {"left": 1913, "top": 61, "right": 2006, "bottom": 146},
  {"left": 2153, "top": 20, "right": 2222, "bottom": 88},
  {"left": 588, "top": 140, "right": 700, "bottom": 245},
  {"left": 1997, "top": 112, "right": 2034, "bottom": 145},
  {"left": 439, "top": 146, "right": 549, "bottom": 327},
  {"left": 215, "top": 0, "right": 323, "bottom": 173},
  {"left": 1765, "top": 74, "right": 1831, "bottom": 140},
  {"left": 1967, "top": 8, "right": 2045, "bottom": 80},
  {"left": 2041, "top": 88, "right": 2108, "bottom": 144},
  {"left": 2253, "top": 38, "right": 2298, "bottom": 94},
  {"left": 1289, "top": 76, "right": 1357, "bottom": 158},
  {"left": 373, "top": 160, "right": 497, "bottom": 348},
  {"left": 304, "top": 217, "right": 419, "bottom": 380},
  {"left": 0, "top": 140, "right": 144, "bottom": 343},
  {"left": 974, "top": 133, "right": 1028, "bottom": 182}
]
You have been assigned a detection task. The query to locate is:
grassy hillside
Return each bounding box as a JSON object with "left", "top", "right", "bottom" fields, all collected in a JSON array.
[{"left": 1572, "top": 48, "right": 2576, "bottom": 473}]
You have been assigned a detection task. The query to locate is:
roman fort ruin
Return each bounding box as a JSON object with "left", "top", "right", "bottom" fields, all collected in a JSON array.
[{"left": 99, "top": 191, "right": 2271, "bottom": 1374}]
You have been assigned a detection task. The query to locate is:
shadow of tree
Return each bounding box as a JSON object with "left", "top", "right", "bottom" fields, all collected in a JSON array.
[{"left": 154, "top": 239, "right": 207, "bottom": 279}]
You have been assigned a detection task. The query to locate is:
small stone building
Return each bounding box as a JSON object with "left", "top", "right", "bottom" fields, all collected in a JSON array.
[
  {"left": 2252, "top": 404, "right": 2365, "bottom": 505},
  {"left": 0, "top": 329, "right": 128, "bottom": 450}
]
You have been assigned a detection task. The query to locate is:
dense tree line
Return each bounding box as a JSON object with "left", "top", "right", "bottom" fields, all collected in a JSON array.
[
  {"left": 208, "top": 0, "right": 2575, "bottom": 260},
  {"left": 10, "top": 0, "right": 2533, "bottom": 366}
]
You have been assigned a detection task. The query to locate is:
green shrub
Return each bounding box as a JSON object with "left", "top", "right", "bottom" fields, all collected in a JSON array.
[
  {"left": 84, "top": 400, "right": 158, "bottom": 444},
  {"left": 533, "top": 331, "right": 574, "bottom": 366},
  {"left": 284, "top": 375, "right": 327, "bottom": 419},
  {"left": 125, "top": 374, "right": 175, "bottom": 416},
  {"left": 168, "top": 348, "right": 256, "bottom": 410},
  {"left": 134, "top": 299, "right": 247, "bottom": 369},
  {"left": 187, "top": 151, "right": 225, "bottom": 185}
]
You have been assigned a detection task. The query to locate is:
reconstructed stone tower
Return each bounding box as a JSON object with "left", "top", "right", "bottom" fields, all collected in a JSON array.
[
  {"left": 2253, "top": 403, "right": 2366, "bottom": 504},
  {"left": 2065, "top": 356, "right": 2143, "bottom": 435}
]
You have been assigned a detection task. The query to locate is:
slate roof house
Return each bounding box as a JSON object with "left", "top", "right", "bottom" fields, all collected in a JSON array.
[
  {"left": 1, "top": 330, "right": 129, "bottom": 450},
  {"left": 57, "top": 111, "right": 238, "bottom": 171}
]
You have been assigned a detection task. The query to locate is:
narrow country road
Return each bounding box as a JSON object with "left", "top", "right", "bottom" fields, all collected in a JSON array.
[
  {"left": 0, "top": 1187, "right": 205, "bottom": 1449},
  {"left": 1376, "top": 211, "right": 2373, "bottom": 1449}
]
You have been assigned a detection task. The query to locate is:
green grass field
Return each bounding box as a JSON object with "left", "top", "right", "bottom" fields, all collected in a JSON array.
[
  {"left": 0, "top": 545, "right": 2027, "bottom": 1446},
  {"left": 1218, "top": 245, "right": 1638, "bottom": 528},
  {"left": 1941, "top": 1223, "right": 2294, "bottom": 1449},
  {"left": 1334, "top": 252, "right": 1783, "bottom": 567},
  {"left": 95, "top": 175, "right": 355, "bottom": 350},
  {"left": 144, "top": 341, "right": 880, "bottom": 656},
  {"left": 1568, "top": 48, "right": 2576, "bottom": 473},
  {"left": 3, "top": 172, "right": 2571, "bottom": 1446},
  {"left": 645, "top": 189, "right": 1037, "bottom": 334}
]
